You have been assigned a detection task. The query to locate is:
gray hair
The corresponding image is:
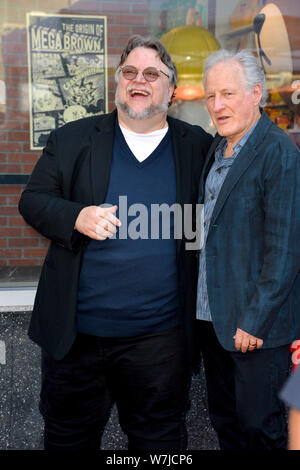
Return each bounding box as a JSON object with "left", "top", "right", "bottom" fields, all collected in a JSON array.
[
  {"left": 203, "top": 49, "right": 268, "bottom": 107},
  {"left": 115, "top": 35, "right": 177, "bottom": 104}
]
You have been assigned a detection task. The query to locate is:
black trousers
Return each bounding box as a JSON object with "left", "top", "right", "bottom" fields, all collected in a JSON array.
[
  {"left": 40, "top": 326, "right": 189, "bottom": 450},
  {"left": 197, "top": 320, "right": 291, "bottom": 450}
]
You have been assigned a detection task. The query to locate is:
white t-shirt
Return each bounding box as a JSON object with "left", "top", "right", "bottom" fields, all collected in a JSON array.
[{"left": 119, "top": 124, "right": 169, "bottom": 162}]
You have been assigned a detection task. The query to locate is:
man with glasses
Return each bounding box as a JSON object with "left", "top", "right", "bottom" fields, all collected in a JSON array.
[{"left": 19, "top": 35, "right": 212, "bottom": 450}]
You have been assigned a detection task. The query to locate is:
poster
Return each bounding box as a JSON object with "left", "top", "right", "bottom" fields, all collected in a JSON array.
[{"left": 27, "top": 13, "right": 108, "bottom": 150}]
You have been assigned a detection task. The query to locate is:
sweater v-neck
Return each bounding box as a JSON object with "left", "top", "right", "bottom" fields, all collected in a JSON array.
[{"left": 115, "top": 122, "right": 171, "bottom": 169}]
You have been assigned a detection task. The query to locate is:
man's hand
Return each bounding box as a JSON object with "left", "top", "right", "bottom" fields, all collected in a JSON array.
[
  {"left": 233, "top": 328, "right": 263, "bottom": 353},
  {"left": 74, "top": 205, "right": 121, "bottom": 241}
]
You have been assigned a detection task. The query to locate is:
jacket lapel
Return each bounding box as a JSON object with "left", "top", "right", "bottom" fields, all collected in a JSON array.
[
  {"left": 198, "top": 135, "right": 222, "bottom": 203},
  {"left": 168, "top": 117, "right": 187, "bottom": 207},
  {"left": 168, "top": 117, "right": 190, "bottom": 256},
  {"left": 209, "top": 142, "right": 258, "bottom": 226},
  {"left": 209, "top": 111, "right": 273, "bottom": 227},
  {"left": 90, "top": 110, "right": 117, "bottom": 205}
]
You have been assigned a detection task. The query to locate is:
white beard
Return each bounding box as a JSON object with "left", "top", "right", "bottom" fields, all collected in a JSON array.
[
  {"left": 115, "top": 100, "right": 169, "bottom": 120},
  {"left": 115, "top": 87, "right": 169, "bottom": 120}
]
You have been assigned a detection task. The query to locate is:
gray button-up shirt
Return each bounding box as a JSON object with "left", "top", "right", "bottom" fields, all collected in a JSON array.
[{"left": 196, "top": 124, "right": 258, "bottom": 321}]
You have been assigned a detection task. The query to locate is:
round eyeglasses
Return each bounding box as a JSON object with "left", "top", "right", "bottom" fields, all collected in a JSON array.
[{"left": 120, "top": 65, "right": 169, "bottom": 82}]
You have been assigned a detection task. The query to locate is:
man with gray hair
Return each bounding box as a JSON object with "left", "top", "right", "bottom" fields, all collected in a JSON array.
[
  {"left": 19, "top": 35, "right": 212, "bottom": 450},
  {"left": 196, "top": 49, "right": 300, "bottom": 449}
]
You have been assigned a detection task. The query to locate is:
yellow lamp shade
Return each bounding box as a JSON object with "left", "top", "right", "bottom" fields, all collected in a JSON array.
[{"left": 160, "top": 25, "right": 220, "bottom": 89}]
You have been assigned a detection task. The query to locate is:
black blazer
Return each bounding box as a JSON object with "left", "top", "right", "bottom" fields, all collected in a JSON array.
[{"left": 19, "top": 110, "right": 212, "bottom": 361}]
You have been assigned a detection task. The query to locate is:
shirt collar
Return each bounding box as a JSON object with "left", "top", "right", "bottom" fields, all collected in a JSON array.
[{"left": 215, "top": 120, "right": 259, "bottom": 164}]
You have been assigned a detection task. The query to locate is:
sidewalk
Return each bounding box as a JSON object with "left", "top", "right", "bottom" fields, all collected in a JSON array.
[{"left": 0, "top": 311, "right": 219, "bottom": 450}]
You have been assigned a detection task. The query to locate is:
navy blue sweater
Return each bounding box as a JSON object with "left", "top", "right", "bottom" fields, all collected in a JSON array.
[{"left": 77, "top": 124, "right": 180, "bottom": 337}]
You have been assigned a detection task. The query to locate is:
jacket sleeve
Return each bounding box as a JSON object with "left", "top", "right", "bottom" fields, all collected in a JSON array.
[
  {"left": 19, "top": 130, "right": 86, "bottom": 253},
  {"left": 237, "top": 140, "right": 300, "bottom": 339}
]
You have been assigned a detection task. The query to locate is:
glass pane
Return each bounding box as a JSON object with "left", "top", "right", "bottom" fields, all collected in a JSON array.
[{"left": 0, "top": 0, "right": 299, "bottom": 280}]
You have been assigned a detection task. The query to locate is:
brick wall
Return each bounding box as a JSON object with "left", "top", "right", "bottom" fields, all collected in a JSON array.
[{"left": 0, "top": 0, "right": 149, "bottom": 267}]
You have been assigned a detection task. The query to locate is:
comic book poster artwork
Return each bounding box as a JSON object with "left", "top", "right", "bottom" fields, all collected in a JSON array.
[{"left": 27, "top": 13, "right": 108, "bottom": 150}]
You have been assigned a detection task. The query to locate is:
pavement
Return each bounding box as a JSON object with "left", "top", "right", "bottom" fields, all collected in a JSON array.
[{"left": 0, "top": 311, "right": 219, "bottom": 451}]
